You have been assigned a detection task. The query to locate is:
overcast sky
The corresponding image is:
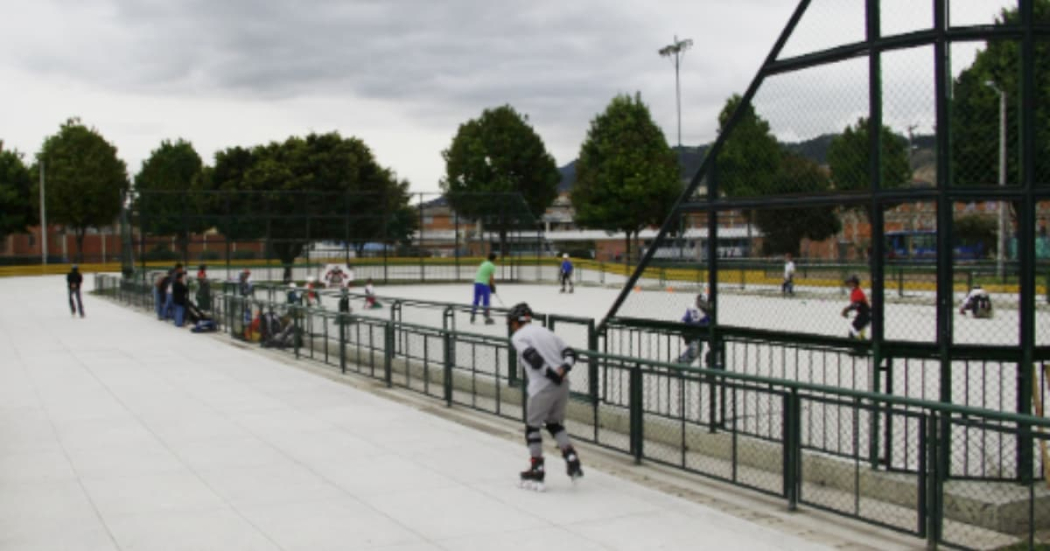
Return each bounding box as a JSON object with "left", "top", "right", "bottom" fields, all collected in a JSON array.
[{"left": 0, "top": 0, "right": 1011, "bottom": 194}]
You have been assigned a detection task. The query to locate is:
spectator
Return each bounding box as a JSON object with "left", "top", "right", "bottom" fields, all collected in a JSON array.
[
  {"left": 163, "top": 263, "right": 183, "bottom": 319},
  {"left": 195, "top": 265, "right": 212, "bottom": 311},
  {"left": 67, "top": 265, "right": 84, "bottom": 318},
  {"left": 172, "top": 272, "right": 189, "bottom": 327}
]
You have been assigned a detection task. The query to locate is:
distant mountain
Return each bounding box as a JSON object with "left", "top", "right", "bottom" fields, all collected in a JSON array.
[{"left": 556, "top": 133, "right": 936, "bottom": 192}]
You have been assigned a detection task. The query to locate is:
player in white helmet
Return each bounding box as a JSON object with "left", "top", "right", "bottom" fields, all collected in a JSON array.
[{"left": 507, "top": 302, "right": 583, "bottom": 490}]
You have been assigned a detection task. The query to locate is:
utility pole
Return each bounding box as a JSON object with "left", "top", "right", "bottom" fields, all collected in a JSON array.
[
  {"left": 986, "top": 81, "right": 1007, "bottom": 280},
  {"left": 659, "top": 35, "right": 693, "bottom": 149},
  {"left": 906, "top": 124, "right": 919, "bottom": 231},
  {"left": 39, "top": 161, "right": 47, "bottom": 265}
]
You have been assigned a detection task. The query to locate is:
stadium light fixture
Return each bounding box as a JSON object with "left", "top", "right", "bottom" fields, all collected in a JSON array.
[{"left": 659, "top": 35, "right": 693, "bottom": 149}]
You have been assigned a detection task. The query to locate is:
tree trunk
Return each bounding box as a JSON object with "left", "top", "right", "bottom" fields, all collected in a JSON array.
[
  {"left": 273, "top": 241, "right": 304, "bottom": 283},
  {"left": 74, "top": 227, "right": 86, "bottom": 263},
  {"left": 178, "top": 232, "right": 189, "bottom": 264},
  {"left": 623, "top": 232, "right": 632, "bottom": 275}
]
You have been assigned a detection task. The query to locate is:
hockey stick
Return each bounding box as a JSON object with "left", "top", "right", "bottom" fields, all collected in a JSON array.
[{"left": 492, "top": 292, "right": 505, "bottom": 307}]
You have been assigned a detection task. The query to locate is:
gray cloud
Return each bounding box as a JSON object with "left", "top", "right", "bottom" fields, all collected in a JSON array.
[{"left": 0, "top": 0, "right": 1016, "bottom": 191}]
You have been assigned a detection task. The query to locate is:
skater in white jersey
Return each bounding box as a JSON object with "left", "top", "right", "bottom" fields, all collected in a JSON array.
[{"left": 507, "top": 302, "right": 583, "bottom": 490}]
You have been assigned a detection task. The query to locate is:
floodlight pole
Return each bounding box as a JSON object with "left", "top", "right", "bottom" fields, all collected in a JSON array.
[
  {"left": 659, "top": 35, "right": 693, "bottom": 149},
  {"left": 39, "top": 161, "right": 47, "bottom": 265},
  {"left": 986, "top": 81, "right": 1007, "bottom": 280}
]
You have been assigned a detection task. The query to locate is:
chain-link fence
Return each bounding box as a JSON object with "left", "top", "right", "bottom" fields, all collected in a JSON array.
[{"left": 96, "top": 273, "right": 1050, "bottom": 549}]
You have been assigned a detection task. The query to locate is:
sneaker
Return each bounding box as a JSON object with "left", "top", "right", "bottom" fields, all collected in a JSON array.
[{"left": 484, "top": 317, "right": 495, "bottom": 325}]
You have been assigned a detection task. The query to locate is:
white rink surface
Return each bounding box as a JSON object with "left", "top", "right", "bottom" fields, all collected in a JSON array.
[
  {"left": 335, "top": 281, "right": 1046, "bottom": 348},
  {"left": 0, "top": 275, "right": 838, "bottom": 551}
]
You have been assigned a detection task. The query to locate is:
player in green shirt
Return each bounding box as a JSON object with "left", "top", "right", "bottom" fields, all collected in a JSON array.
[{"left": 471, "top": 252, "right": 498, "bottom": 324}]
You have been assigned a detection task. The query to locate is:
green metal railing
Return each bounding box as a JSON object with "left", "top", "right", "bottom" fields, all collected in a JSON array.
[{"left": 95, "top": 274, "right": 1050, "bottom": 549}]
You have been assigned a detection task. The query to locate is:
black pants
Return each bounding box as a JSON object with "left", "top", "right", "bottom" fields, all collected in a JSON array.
[{"left": 68, "top": 288, "right": 84, "bottom": 316}]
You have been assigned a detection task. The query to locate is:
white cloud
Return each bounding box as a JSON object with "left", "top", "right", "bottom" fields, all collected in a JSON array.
[{"left": 0, "top": 0, "right": 1014, "bottom": 192}]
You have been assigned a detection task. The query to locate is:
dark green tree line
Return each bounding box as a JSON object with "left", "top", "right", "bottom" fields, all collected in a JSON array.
[
  {"left": 33, "top": 118, "right": 128, "bottom": 262},
  {"left": 441, "top": 105, "right": 560, "bottom": 257},
  {"left": 571, "top": 93, "right": 680, "bottom": 267},
  {"left": 0, "top": 145, "right": 35, "bottom": 241}
]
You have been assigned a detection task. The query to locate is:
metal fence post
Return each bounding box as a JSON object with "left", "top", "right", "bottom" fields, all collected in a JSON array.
[
  {"left": 442, "top": 331, "right": 453, "bottom": 407},
  {"left": 924, "top": 412, "right": 942, "bottom": 549},
  {"left": 339, "top": 312, "right": 347, "bottom": 374},
  {"left": 384, "top": 322, "right": 393, "bottom": 388},
  {"left": 630, "top": 362, "right": 644, "bottom": 464},
  {"left": 784, "top": 388, "right": 800, "bottom": 511},
  {"left": 293, "top": 306, "right": 301, "bottom": 360},
  {"left": 587, "top": 319, "right": 598, "bottom": 402}
]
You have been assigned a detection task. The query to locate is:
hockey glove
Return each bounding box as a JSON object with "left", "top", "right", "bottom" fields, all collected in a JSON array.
[
  {"left": 544, "top": 367, "right": 564, "bottom": 385},
  {"left": 559, "top": 348, "right": 577, "bottom": 373},
  {"left": 489, "top": 283, "right": 497, "bottom": 294}
]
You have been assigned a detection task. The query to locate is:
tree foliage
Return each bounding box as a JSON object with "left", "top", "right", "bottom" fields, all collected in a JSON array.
[
  {"left": 134, "top": 139, "right": 204, "bottom": 255},
  {"left": 754, "top": 154, "right": 842, "bottom": 256},
  {"left": 954, "top": 213, "right": 998, "bottom": 256},
  {"left": 951, "top": 1, "right": 1050, "bottom": 186},
  {"left": 208, "top": 132, "right": 415, "bottom": 267},
  {"left": 571, "top": 93, "right": 680, "bottom": 264},
  {"left": 34, "top": 118, "right": 128, "bottom": 261},
  {"left": 441, "top": 105, "right": 559, "bottom": 254},
  {"left": 827, "top": 117, "right": 911, "bottom": 194},
  {"left": 715, "top": 94, "right": 781, "bottom": 198},
  {"left": 0, "top": 146, "right": 35, "bottom": 240}
]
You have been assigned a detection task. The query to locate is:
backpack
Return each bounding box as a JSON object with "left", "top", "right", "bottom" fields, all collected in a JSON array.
[
  {"left": 191, "top": 320, "right": 217, "bottom": 333},
  {"left": 260, "top": 312, "right": 283, "bottom": 341}
]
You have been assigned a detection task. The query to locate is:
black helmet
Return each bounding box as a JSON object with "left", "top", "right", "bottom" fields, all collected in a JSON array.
[
  {"left": 845, "top": 274, "right": 859, "bottom": 285},
  {"left": 506, "top": 302, "right": 533, "bottom": 325}
]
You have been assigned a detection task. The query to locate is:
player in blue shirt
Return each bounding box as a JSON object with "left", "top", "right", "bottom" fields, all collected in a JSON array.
[
  {"left": 677, "top": 286, "right": 711, "bottom": 365},
  {"left": 559, "top": 253, "right": 574, "bottom": 293}
]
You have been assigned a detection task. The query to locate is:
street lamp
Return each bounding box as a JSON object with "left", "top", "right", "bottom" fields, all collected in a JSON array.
[
  {"left": 985, "top": 80, "right": 1007, "bottom": 280},
  {"left": 659, "top": 35, "right": 693, "bottom": 149}
]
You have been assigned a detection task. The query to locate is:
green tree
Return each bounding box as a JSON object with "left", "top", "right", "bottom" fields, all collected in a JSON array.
[
  {"left": 715, "top": 95, "right": 782, "bottom": 257},
  {"left": 209, "top": 132, "right": 413, "bottom": 278},
  {"left": 826, "top": 117, "right": 911, "bottom": 193},
  {"left": 954, "top": 213, "right": 997, "bottom": 257},
  {"left": 715, "top": 94, "right": 781, "bottom": 198},
  {"left": 34, "top": 118, "right": 128, "bottom": 262},
  {"left": 951, "top": 1, "right": 1050, "bottom": 187},
  {"left": 441, "top": 105, "right": 560, "bottom": 257},
  {"left": 0, "top": 146, "right": 35, "bottom": 241},
  {"left": 134, "top": 139, "right": 204, "bottom": 259},
  {"left": 827, "top": 117, "right": 911, "bottom": 256},
  {"left": 571, "top": 93, "right": 680, "bottom": 266},
  {"left": 754, "top": 153, "right": 842, "bottom": 256}
]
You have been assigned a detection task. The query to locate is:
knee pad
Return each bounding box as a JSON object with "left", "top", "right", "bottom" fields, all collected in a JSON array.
[
  {"left": 545, "top": 422, "right": 565, "bottom": 438},
  {"left": 525, "top": 426, "right": 542, "bottom": 445}
]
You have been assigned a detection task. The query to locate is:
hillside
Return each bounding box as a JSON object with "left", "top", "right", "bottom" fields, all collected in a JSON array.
[{"left": 557, "top": 134, "right": 936, "bottom": 191}]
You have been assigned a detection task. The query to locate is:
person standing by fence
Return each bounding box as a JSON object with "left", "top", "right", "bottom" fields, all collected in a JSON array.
[
  {"left": 67, "top": 265, "right": 84, "bottom": 318},
  {"left": 172, "top": 272, "right": 188, "bottom": 327}
]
